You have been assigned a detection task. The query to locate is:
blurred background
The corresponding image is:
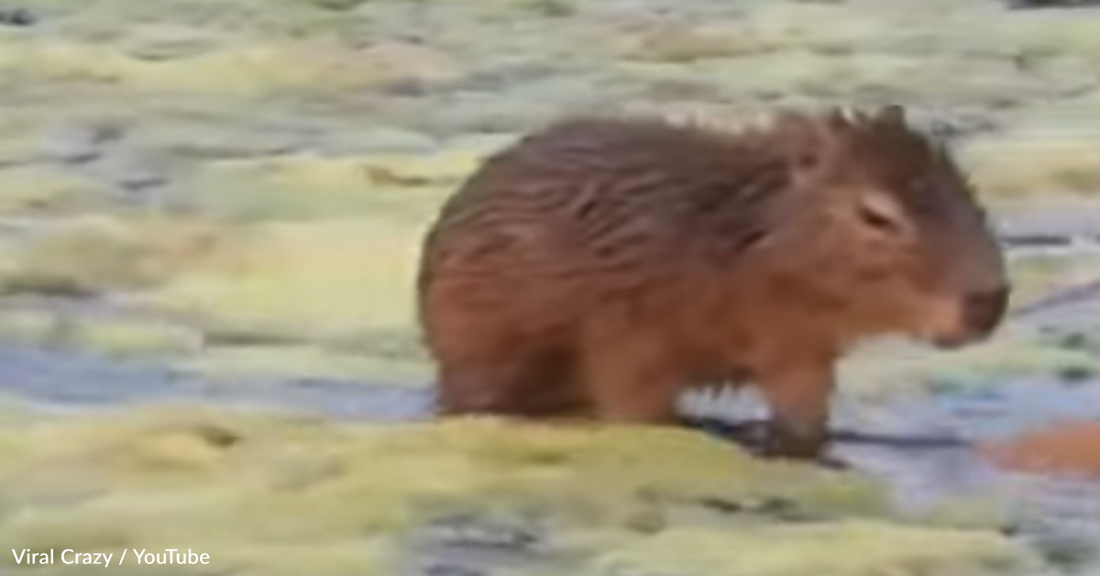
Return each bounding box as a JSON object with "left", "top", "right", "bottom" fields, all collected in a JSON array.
[{"left": 0, "top": 0, "right": 1099, "bottom": 575}]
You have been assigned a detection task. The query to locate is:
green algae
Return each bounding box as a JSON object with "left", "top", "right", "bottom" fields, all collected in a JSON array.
[{"left": 0, "top": 407, "right": 1036, "bottom": 576}]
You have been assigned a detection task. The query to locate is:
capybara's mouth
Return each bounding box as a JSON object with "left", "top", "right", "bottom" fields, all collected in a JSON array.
[
  {"left": 960, "top": 286, "right": 1010, "bottom": 336},
  {"left": 930, "top": 329, "right": 989, "bottom": 350}
]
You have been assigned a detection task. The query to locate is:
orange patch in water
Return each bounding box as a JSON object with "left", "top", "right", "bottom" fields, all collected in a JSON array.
[{"left": 980, "top": 420, "right": 1100, "bottom": 477}]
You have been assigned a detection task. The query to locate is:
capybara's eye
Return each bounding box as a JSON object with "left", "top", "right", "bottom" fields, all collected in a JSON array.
[
  {"left": 858, "top": 203, "right": 900, "bottom": 233},
  {"left": 794, "top": 150, "right": 820, "bottom": 171}
]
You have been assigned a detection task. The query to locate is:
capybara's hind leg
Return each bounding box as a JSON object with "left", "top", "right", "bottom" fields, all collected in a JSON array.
[
  {"left": 512, "top": 347, "right": 594, "bottom": 418},
  {"left": 434, "top": 345, "right": 591, "bottom": 418},
  {"left": 433, "top": 352, "right": 533, "bottom": 416}
]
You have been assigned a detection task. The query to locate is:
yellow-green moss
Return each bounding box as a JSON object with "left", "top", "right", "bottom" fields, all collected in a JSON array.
[
  {"left": 0, "top": 215, "right": 225, "bottom": 297},
  {"left": 63, "top": 318, "right": 201, "bottom": 359},
  {"left": 590, "top": 521, "right": 1033, "bottom": 576},
  {"left": 0, "top": 36, "right": 462, "bottom": 99},
  {"left": 134, "top": 218, "right": 424, "bottom": 344},
  {"left": 964, "top": 130, "right": 1100, "bottom": 199},
  {"left": 992, "top": 13, "right": 1100, "bottom": 63},
  {"left": 618, "top": 23, "right": 783, "bottom": 63},
  {"left": 185, "top": 150, "right": 472, "bottom": 220},
  {"left": 0, "top": 407, "right": 1034, "bottom": 576},
  {"left": 0, "top": 217, "right": 158, "bottom": 296},
  {"left": 0, "top": 308, "right": 198, "bottom": 359},
  {"left": 0, "top": 167, "right": 95, "bottom": 216},
  {"left": 617, "top": 2, "right": 922, "bottom": 63}
]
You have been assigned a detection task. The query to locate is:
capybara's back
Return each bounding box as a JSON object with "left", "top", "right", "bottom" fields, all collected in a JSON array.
[{"left": 417, "top": 105, "right": 1009, "bottom": 459}]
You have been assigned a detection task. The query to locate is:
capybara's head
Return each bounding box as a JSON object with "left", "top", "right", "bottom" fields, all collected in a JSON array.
[{"left": 766, "top": 105, "right": 1008, "bottom": 348}]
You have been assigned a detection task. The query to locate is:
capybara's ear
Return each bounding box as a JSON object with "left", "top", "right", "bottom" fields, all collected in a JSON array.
[
  {"left": 872, "top": 104, "right": 906, "bottom": 127},
  {"left": 772, "top": 110, "right": 833, "bottom": 175},
  {"left": 823, "top": 107, "right": 850, "bottom": 132}
]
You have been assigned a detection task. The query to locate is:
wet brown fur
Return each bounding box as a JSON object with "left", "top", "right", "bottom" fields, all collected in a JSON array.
[{"left": 416, "top": 105, "right": 1009, "bottom": 459}]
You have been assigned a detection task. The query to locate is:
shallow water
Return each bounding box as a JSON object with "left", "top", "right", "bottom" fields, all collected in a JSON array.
[{"left": 0, "top": 343, "right": 432, "bottom": 421}]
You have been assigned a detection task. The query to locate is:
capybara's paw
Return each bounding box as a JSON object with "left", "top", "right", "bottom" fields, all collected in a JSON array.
[
  {"left": 759, "top": 424, "right": 828, "bottom": 462},
  {"left": 683, "top": 416, "right": 767, "bottom": 445},
  {"left": 812, "top": 452, "right": 850, "bottom": 470}
]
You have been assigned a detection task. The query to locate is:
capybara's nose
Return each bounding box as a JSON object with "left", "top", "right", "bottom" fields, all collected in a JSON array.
[{"left": 962, "top": 286, "right": 1009, "bottom": 336}]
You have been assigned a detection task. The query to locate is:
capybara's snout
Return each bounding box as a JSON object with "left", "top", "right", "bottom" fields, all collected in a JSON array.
[
  {"left": 962, "top": 286, "right": 1010, "bottom": 336},
  {"left": 933, "top": 285, "right": 1010, "bottom": 349}
]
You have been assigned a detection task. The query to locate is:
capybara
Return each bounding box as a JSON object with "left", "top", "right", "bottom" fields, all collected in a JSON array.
[{"left": 416, "top": 104, "right": 1009, "bottom": 459}]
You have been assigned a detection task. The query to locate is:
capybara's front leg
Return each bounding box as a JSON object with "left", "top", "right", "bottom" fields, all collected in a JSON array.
[
  {"left": 581, "top": 333, "right": 682, "bottom": 425},
  {"left": 754, "top": 362, "right": 835, "bottom": 460}
]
